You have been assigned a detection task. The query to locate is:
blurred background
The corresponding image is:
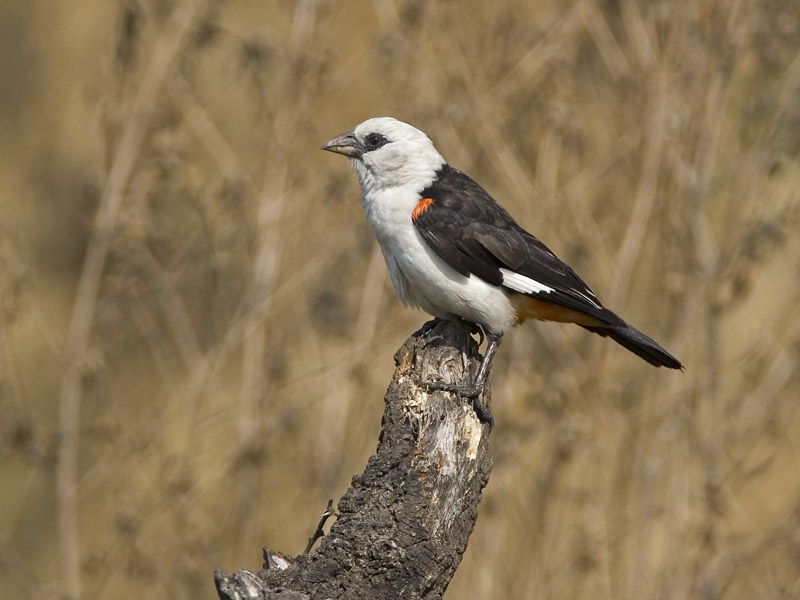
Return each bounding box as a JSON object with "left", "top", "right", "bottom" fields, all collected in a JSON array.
[{"left": 1, "top": 0, "right": 799, "bottom": 598}]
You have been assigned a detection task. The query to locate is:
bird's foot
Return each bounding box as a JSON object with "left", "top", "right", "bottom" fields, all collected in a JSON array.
[
  {"left": 415, "top": 318, "right": 444, "bottom": 338},
  {"left": 420, "top": 381, "right": 493, "bottom": 427}
]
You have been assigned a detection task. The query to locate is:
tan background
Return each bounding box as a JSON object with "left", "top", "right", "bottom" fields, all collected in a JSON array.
[{"left": 1, "top": 1, "right": 799, "bottom": 598}]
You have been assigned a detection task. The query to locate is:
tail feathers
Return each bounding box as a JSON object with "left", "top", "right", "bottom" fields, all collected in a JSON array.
[{"left": 581, "top": 323, "right": 683, "bottom": 370}]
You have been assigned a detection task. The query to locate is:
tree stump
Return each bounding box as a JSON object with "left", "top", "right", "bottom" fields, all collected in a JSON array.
[{"left": 215, "top": 319, "right": 494, "bottom": 600}]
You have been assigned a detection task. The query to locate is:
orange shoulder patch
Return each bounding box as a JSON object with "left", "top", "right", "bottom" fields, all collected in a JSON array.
[{"left": 412, "top": 197, "right": 434, "bottom": 222}]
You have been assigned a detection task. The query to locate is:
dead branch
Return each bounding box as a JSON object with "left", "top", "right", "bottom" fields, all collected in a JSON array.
[{"left": 215, "top": 319, "right": 493, "bottom": 600}]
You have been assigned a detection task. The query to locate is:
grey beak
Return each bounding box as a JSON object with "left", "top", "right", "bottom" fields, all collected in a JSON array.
[{"left": 321, "top": 131, "right": 362, "bottom": 158}]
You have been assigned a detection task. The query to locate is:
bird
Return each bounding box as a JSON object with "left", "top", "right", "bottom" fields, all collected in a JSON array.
[{"left": 322, "top": 117, "right": 682, "bottom": 423}]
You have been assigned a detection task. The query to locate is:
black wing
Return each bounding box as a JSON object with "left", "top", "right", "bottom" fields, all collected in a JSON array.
[{"left": 413, "top": 165, "right": 621, "bottom": 324}]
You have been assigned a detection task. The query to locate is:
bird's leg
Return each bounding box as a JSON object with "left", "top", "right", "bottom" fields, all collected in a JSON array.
[
  {"left": 422, "top": 330, "right": 502, "bottom": 426},
  {"left": 470, "top": 331, "right": 501, "bottom": 397}
]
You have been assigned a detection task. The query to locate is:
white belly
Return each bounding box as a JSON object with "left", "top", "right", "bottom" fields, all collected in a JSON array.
[
  {"left": 361, "top": 181, "right": 517, "bottom": 335},
  {"left": 380, "top": 227, "right": 516, "bottom": 335}
]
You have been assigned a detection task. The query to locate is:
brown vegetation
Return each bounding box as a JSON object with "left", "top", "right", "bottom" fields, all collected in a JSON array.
[{"left": 1, "top": 1, "right": 799, "bottom": 599}]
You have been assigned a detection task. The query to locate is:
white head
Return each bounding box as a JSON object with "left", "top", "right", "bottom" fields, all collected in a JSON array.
[{"left": 322, "top": 117, "right": 445, "bottom": 195}]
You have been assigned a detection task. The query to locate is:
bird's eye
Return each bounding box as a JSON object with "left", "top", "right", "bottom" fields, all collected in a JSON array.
[{"left": 364, "top": 133, "right": 389, "bottom": 151}]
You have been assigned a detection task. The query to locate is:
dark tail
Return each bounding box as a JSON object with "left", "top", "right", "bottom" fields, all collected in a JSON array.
[{"left": 581, "top": 323, "right": 683, "bottom": 370}]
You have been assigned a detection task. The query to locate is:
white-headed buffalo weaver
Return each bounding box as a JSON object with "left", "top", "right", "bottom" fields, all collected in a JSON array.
[{"left": 323, "top": 117, "right": 682, "bottom": 423}]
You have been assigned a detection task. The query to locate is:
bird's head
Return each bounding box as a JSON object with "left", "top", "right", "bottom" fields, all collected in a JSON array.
[{"left": 322, "top": 117, "right": 445, "bottom": 194}]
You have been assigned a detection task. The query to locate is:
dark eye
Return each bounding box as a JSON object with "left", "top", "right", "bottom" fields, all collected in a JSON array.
[{"left": 364, "top": 132, "right": 389, "bottom": 151}]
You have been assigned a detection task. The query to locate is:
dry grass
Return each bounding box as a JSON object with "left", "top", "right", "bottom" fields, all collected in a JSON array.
[{"left": 1, "top": 1, "right": 799, "bottom": 599}]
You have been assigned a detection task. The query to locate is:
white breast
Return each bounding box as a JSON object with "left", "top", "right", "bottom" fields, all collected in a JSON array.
[{"left": 361, "top": 186, "right": 517, "bottom": 335}]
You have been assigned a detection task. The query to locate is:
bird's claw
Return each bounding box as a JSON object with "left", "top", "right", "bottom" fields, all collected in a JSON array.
[
  {"left": 470, "top": 323, "right": 485, "bottom": 346},
  {"left": 421, "top": 380, "right": 479, "bottom": 397},
  {"left": 420, "top": 381, "right": 493, "bottom": 426}
]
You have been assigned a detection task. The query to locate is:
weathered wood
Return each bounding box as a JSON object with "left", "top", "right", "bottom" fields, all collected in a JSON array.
[{"left": 214, "top": 319, "right": 494, "bottom": 600}]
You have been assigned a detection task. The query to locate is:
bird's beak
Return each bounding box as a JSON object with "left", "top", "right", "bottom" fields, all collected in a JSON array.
[{"left": 321, "top": 131, "right": 362, "bottom": 158}]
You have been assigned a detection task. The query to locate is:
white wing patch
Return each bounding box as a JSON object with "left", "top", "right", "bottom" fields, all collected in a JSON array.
[
  {"left": 501, "top": 268, "right": 605, "bottom": 309},
  {"left": 500, "top": 269, "right": 554, "bottom": 295}
]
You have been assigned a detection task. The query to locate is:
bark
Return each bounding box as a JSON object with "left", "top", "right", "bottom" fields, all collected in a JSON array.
[{"left": 215, "top": 319, "right": 494, "bottom": 600}]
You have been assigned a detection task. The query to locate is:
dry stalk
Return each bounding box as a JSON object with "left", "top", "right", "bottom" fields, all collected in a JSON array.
[
  {"left": 608, "top": 68, "right": 667, "bottom": 306},
  {"left": 56, "top": 2, "right": 202, "bottom": 598},
  {"left": 235, "top": 0, "right": 320, "bottom": 561}
]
